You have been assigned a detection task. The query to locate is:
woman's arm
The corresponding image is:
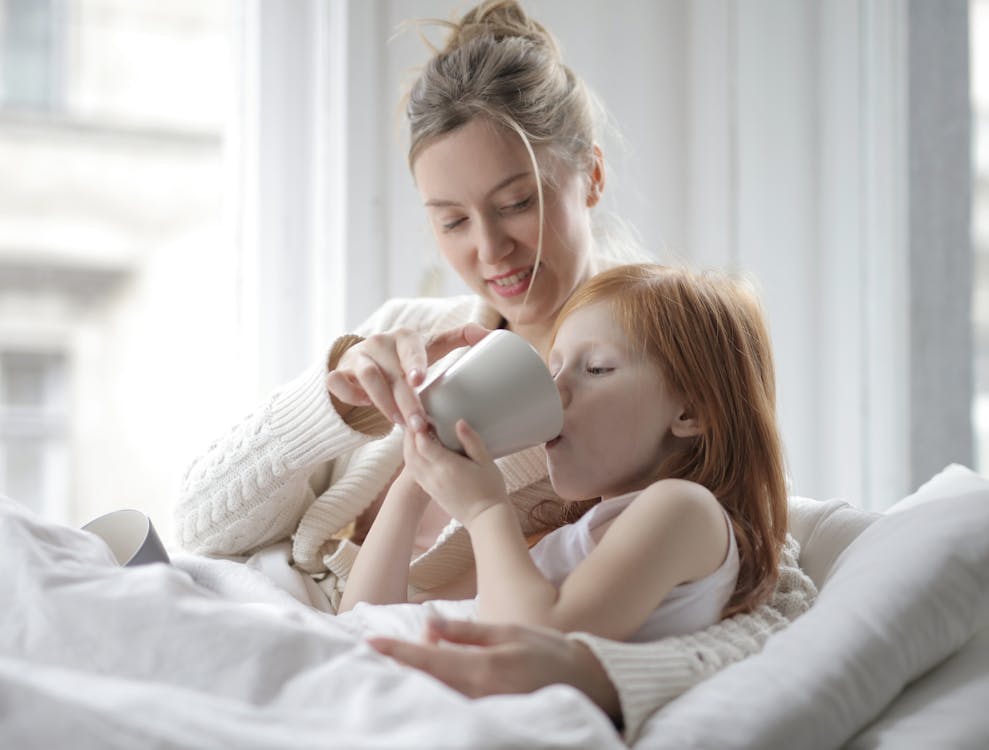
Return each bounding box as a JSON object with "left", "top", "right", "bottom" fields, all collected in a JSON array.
[
  {"left": 568, "top": 534, "right": 816, "bottom": 742},
  {"left": 371, "top": 535, "right": 818, "bottom": 744},
  {"left": 174, "top": 353, "right": 382, "bottom": 557},
  {"left": 173, "top": 296, "right": 490, "bottom": 559},
  {"left": 338, "top": 467, "right": 431, "bottom": 612}
]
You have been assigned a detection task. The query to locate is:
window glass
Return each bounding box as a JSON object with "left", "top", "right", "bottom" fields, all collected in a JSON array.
[
  {"left": 1, "top": 0, "right": 61, "bottom": 111},
  {"left": 973, "top": 0, "right": 989, "bottom": 473}
]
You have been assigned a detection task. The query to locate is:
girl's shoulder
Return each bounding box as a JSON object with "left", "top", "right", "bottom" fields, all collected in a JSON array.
[
  {"left": 618, "top": 479, "right": 732, "bottom": 583},
  {"left": 626, "top": 479, "right": 728, "bottom": 545},
  {"left": 634, "top": 478, "right": 721, "bottom": 515}
]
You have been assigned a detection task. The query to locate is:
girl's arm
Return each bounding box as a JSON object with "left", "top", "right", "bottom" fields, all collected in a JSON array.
[
  {"left": 338, "top": 465, "right": 432, "bottom": 613},
  {"left": 405, "top": 420, "right": 728, "bottom": 641},
  {"left": 409, "top": 565, "right": 478, "bottom": 603}
]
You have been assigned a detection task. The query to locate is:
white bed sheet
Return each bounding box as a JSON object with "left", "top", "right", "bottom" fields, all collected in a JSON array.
[{"left": 0, "top": 497, "right": 622, "bottom": 750}]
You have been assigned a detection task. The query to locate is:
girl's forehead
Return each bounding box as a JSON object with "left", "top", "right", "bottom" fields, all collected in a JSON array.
[{"left": 556, "top": 301, "right": 629, "bottom": 347}]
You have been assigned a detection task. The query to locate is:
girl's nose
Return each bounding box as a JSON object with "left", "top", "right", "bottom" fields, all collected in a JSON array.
[{"left": 554, "top": 373, "right": 571, "bottom": 409}]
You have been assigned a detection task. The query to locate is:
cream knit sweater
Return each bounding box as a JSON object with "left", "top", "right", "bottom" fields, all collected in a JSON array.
[{"left": 174, "top": 293, "right": 817, "bottom": 743}]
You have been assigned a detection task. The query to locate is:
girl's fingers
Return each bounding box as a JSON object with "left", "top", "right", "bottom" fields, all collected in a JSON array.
[
  {"left": 413, "top": 428, "right": 444, "bottom": 460},
  {"left": 402, "top": 428, "right": 422, "bottom": 467},
  {"left": 455, "top": 420, "right": 491, "bottom": 464}
]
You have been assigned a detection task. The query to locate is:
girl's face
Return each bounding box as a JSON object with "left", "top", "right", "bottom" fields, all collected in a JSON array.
[
  {"left": 413, "top": 118, "right": 598, "bottom": 337},
  {"left": 545, "top": 301, "right": 690, "bottom": 502}
]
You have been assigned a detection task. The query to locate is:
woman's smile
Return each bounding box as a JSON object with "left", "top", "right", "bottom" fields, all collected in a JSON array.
[{"left": 488, "top": 266, "right": 535, "bottom": 297}]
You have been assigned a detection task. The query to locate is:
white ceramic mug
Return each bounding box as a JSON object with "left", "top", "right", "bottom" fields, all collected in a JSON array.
[
  {"left": 82, "top": 509, "right": 171, "bottom": 567},
  {"left": 417, "top": 329, "right": 563, "bottom": 459}
]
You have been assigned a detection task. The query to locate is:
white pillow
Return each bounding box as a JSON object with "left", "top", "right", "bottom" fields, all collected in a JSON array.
[
  {"left": 638, "top": 464, "right": 989, "bottom": 750},
  {"left": 787, "top": 496, "right": 880, "bottom": 588},
  {"left": 887, "top": 462, "right": 989, "bottom": 514}
]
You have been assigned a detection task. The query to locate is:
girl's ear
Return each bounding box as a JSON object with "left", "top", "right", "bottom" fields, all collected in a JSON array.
[
  {"left": 671, "top": 407, "right": 703, "bottom": 438},
  {"left": 586, "top": 144, "right": 606, "bottom": 207}
]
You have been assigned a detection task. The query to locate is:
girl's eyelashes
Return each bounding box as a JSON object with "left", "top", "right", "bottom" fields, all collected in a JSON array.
[
  {"left": 586, "top": 365, "right": 614, "bottom": 376},
  {"left": 440, "top": 216, "right": 467, "bottom": 232}
]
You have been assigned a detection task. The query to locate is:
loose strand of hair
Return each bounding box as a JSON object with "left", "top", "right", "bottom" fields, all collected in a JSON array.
[{"left": 497, "top": 115, "right": 545, "bottom": 330}]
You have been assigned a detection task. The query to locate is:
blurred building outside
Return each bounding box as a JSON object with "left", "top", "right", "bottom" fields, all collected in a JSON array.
[{"left": 0, "top": 0, "right": 238, "bottom": 546}]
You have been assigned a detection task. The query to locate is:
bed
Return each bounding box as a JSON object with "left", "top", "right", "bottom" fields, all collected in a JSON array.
[{"left": 2, "top": 464, "right": 987, "bottom": 749}]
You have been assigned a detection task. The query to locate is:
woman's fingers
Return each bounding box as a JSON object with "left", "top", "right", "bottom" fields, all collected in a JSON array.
[
  {"left": 395, "top": 328, "right": 429, "bottom": 388},
  {"left": 425, "top": 324, "right": 491, "bottom": 363},
  {"left": 425, "top": 616, "right": 523, "bottom": 647},
  {"left": 325, "top": 370, "right": 371, "bottom": 406},
  {"left": 328, "top": 325, "right": 491, "bottom": 428},
  {"left": 366, "top": 636, "right": 510, "bottom": 699},
  {"left": 333, "top": 331, "right": 428, "bottom": 427},
  {"left": 371, "top": 619, "right": 623, "bottom": 720},
  {"left": 351, "top": 352, "right": 405, "bottom": 425}
]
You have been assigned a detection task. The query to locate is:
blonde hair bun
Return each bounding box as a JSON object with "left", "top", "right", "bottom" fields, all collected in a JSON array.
[{"left": 440, "top": 0, "right": 560, "bottom": 59}]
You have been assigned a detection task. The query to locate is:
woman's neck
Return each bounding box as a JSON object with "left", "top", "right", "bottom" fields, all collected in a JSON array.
[{"left": 503, "top": 318, "right": 554, "bottom": 359}]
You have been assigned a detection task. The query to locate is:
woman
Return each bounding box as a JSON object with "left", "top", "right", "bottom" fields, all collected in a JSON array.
[{"left": 175, "top": 1, "right": 816, "bottom": 741}]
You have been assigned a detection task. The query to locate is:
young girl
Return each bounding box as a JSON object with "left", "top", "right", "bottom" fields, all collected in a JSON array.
[{"left": 340, "top": 263, "right": 788, "bottom": 642}]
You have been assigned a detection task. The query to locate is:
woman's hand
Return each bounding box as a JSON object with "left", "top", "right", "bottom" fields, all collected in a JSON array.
[
  {"left": 403, "top": 419, "right": 508, "bottom": 526},
  {"left": 326, "top": 324, "right": 490, "bottom": 430},
  {"left": 368, "top": 618, "right": 622, "bottom": 726}
]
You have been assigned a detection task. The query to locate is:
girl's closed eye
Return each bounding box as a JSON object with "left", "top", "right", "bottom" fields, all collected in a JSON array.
[
  {"left": 586, "top": 365, "right": 614, "bottom": 376},
  {"left": 441, "top": 216, "right": 467, "bottom": 232}
]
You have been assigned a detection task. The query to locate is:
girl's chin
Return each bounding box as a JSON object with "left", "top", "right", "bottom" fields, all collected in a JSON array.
[{"left": 547, "top": 469, "right": 585, "bottom": 503}]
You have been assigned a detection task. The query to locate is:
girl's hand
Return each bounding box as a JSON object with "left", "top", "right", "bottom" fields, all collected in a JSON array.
[
  {"left": 403, "top": 419, "right": 508, "bottom": 526},
  {"left": 390, "top": 464, "right": 431, "bottom": 509},
  {"left": 326, "top": 324, "right": 490, "bottom": 430}
]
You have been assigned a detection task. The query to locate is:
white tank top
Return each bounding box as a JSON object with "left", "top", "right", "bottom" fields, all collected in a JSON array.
[{"left": 528, "top": 489, "right": 740, "bottom": 642}]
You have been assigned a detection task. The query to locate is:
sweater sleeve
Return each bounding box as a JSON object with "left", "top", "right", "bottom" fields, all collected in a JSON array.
[
  {"left": 173, "top": 357, "right": 381, "bottom": 556},
  {"left": 568, "top": 535, "right": 816, "bottom": 744},
  {"left": 173, "top": 296, "right": 480, "bottom": 558}
]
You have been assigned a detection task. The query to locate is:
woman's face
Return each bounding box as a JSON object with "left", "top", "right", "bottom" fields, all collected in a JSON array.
[
  {"left": 545, "top": 301, "right": 689, "bottom": 502},
  {"left": 413, "top": 118, "right": 598, "bottom": 335}
]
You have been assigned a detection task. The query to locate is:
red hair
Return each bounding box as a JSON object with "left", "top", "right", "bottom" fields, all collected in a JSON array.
[{"left": 552, "top": 264, "right": 788, "bottom": 616}]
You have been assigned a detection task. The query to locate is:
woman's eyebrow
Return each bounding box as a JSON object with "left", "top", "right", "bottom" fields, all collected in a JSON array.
[{"left": 423, "top": 172, "right": 532, "bottom": 208}]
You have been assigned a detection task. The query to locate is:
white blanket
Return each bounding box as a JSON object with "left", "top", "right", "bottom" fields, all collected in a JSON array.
[
  {"left": 0, "top": 498, "right": 622, "bottom": 750},
  {"left": 6, "top": 464, "right": 988, "bottom": 749}
]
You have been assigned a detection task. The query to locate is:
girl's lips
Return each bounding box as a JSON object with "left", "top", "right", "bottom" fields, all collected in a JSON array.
[
  {"left": 545, "top": 435, "right": 562, "bottom": 450},
  {"left": 487, "top": 267, "right": 534, "bottom": 298}
]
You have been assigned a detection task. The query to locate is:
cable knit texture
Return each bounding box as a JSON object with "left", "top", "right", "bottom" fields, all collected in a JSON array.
[
  {"left": 569, "top": 535, "right": 817, "bottom": 744},
  {"left": 174, "top": 294, "right": 818, "bottom": 738}
]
